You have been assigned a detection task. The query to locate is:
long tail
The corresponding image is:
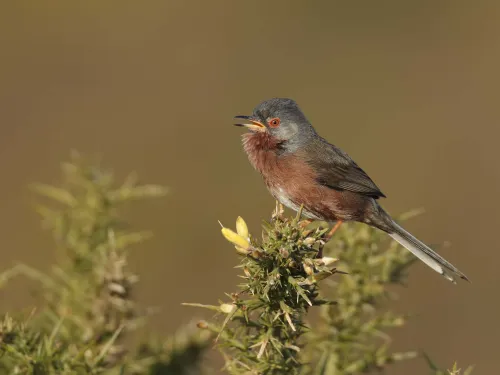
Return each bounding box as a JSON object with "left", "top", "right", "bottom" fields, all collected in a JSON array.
[{"left": 388, "top": 221, "right": 469, "bottom": 283}]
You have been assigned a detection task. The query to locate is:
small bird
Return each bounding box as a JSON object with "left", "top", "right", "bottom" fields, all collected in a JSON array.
[{"left": 234, "top": 98, "right": 468, "bottom": 283}]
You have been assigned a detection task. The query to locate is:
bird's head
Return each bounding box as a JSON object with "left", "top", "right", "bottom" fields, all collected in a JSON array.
[{"left": 234, "top": 98, "right": 316, "bottom": 144}]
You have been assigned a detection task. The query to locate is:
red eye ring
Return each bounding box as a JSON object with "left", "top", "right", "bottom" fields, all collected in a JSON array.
[{"left": 268, "top": 117, "right": 280, "bottom": 128}]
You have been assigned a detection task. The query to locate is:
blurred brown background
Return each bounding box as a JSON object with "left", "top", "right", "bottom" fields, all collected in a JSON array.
[{"left": 1, "top": 1, "right": 499, "bottom": 373}]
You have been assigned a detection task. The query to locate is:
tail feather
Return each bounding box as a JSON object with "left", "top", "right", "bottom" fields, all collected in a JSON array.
[{"left": 388, "top": 221, "right": 469, "bottom": 283}]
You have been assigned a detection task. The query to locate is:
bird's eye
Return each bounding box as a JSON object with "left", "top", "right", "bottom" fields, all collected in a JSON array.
[{"left": 268, "top": 118, "right": 280, "bottom": 128}]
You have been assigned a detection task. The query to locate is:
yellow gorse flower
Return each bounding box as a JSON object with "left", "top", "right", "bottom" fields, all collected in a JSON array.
[
  {"left": 235, "top": 216, "right": 249, "bottom": 239},
  {"left": 220, "top": 216, "right": 251, "bottom": 254}
]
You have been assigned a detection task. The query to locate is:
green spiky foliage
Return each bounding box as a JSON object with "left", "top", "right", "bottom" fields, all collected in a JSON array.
[
  {"left": 302, "top": 212, "right": 421, "bottom": 374},
  {"left": 425, "top": 355, "right": 474, "bottom": 375},
  {"left": 0, "top": 153, "right": 211, "bottom": 375},
  {"left": 306, "top": 216, "right": 473, "bottom": 375},
  {"left": 186, "top": 204, "right": 339, "bottom": 375}
]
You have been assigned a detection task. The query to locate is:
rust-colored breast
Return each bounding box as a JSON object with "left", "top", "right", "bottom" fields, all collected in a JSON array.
[{"left": 242, "top": 133, "right": 369, "bottom": 222}]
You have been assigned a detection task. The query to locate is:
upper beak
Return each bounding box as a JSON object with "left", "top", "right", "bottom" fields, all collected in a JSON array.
[{"left": 233, "top": 115, "right": 266, "bottom": 132}]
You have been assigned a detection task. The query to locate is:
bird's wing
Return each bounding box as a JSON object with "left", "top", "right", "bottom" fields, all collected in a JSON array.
[{"left": 301, "top": 137, "right": 386, "bottom": 199}]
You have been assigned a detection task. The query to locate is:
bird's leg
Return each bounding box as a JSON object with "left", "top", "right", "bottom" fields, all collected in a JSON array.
[
  {"left": 317, "top": 220, "right": 343, "bottom": 258},
  {"left": 325, "top": 220, "right": 343, "bottom": 242}
]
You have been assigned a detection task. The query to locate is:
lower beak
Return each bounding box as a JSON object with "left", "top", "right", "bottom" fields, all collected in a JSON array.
[{"left": 233, "top": 115, "right": 266, "bottom": 132}]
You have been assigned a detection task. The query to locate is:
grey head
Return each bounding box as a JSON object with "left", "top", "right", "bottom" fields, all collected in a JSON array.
[{"left": 234, "top": 98, "right": 317, "bottom": 146}]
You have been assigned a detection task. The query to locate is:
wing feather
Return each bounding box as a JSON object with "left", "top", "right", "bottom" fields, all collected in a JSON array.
[{"left": 300, "top": 137, "right": 386, "bottom": 199}]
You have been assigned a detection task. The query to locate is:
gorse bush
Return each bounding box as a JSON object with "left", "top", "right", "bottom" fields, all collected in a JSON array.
[
  {"left": 188, "top": 207, "right": 414, "bottom": 374},
  {"left": 0, "top": 154, "right": 471, "bottom": 374},
  {"left": 0, "top": 154, "right": 211, "bottom": 374},
  {"left": 186, "top": 206, "right": 340, "bottom": 374}
]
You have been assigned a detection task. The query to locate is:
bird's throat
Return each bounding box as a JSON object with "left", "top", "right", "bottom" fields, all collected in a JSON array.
[{"left": 242, "top": 132, "right": 282, "bottom": 173}]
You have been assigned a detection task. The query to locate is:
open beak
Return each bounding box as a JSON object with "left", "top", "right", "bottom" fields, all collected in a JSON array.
[{"left": 233, "top": 115, "right": 266, "bottom": 132}]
